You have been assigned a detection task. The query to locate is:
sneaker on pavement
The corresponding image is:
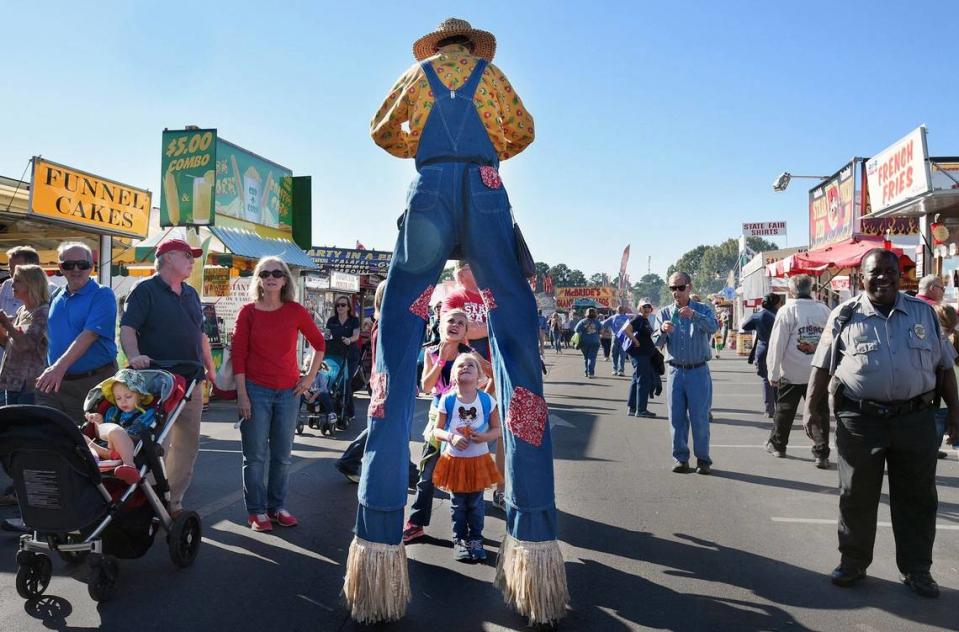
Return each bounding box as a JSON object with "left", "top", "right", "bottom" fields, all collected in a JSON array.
[
  {"left": 815, "top": 457, "right": 830, "bottom": 469},
  {"left": 637, "top": 410, "right": 656, "bottom": 418},
  {"left": 402, "top": 523, "right": 425, "bottom": 544},
  {"left": 696, "top": 461, "right": 712, "bottom": 475},
  {"left": 453, "top": 539, "right": 472, "bottom": 562},
  {"left": 671, "top": 461, "right": 690, "bottom": 473},
  {"left": 937, "top": 450, "right": 948, "bottom": 459},
  {"left": 0, "top": 492, "right": 18, "bottom": 507},
  {"left": 765, "top": 441, "right": 785, "bottom": 458},
  {"left": 626, "top": 408, "right": 636, "bottom": 416},
  {"left": 469, "top": 538, "right": 487, "bottom": 561},
  {"left": 268, "top": 509, "right": 299, "bottom": 527},
  {"left": 248, "top": 514, "right": 273, "bottom": 532},
  {"left": 901, "top": 571, "right": 940, "bottom": 598},
  {"left": 492, "top": 490, "right": 506, "bottom": 511}
]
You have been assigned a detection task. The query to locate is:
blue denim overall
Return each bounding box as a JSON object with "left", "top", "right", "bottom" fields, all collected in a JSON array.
[{"left": 356, "top": 59, "right": 556, "bottom": 546}]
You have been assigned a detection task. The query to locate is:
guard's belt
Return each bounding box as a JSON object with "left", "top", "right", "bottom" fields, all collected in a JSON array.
[{"left": 836, "top": 390, "right": 936, "bottom": 417}]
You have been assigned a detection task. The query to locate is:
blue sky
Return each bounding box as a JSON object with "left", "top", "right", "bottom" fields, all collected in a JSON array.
[{"left": 3, "top": 1, "right": 958, "bottom": 280}]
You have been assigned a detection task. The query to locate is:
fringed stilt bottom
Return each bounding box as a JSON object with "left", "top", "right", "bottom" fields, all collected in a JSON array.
[
  {"left": 494, "top": 534, "right": 569, "bottom": 625},
  {"left": 342, "top": 536, "right": 411, "bottom": 624}
]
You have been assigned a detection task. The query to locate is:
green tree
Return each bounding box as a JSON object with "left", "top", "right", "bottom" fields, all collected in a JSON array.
[
  {"left": 568, "top": 269, "right": 588, "bottom": 287},
  {"left": 535, "top": 261, "right": 551, "bottom": 278},
  {"left": 631, "top": 273, "right": 666, "bottom": 306},
  {"left": 438, "top": 266, "right": 454, "bottom": 282},
  {"left": 548, "top": 263, "right": 572, "bottom": 286},
  {"left": 588, "top": 273, "right": 607, "bottom": 285},
  {"left": 667, "top": 237, "right": 779, "bottom": 296}
]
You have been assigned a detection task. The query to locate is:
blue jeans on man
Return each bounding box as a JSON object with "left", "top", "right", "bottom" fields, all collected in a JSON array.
[
  {"left": 240, "top": 380, "right": 299, "bottom": 514},
  {"left": 611, "top": 340, "right": 626, "bottom": 374},
  {"left": 666, "top": 365, "right": 712, "bottom": 465},
  {"left": 627, "top": 354, "right": 655, "bottom": 413}
]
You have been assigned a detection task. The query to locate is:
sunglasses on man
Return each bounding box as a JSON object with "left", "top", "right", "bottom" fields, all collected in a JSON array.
[
  {"left": 60, "top": 260, "right": 92, "bottom": 271},
  {"left": 669, "top": 284, "right": 687, "bottom": 292},
  {"left": 257, "top": 269, "right": 286, "bottom": 279}
]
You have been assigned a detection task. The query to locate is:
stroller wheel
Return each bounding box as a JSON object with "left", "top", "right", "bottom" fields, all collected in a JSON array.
[
  {"left": 87, "top": 555, "right": 119, "bottom": 602},
  {"left": 168, "top": 510, "right": 202, "bottom": 568},
  {"left": 16, "top": 552, "right": 52, "bottom": 599}
]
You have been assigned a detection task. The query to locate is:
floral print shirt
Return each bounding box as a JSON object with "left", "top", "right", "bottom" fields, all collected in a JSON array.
[
  {"left": 371, "top": 44, "right": 535, "bottom": 161},
  {"left": 0, "top": 303, "right": 49, "bottom": 392}
]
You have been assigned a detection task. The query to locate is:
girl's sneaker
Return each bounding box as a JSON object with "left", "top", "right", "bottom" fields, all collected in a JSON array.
[
  {"left": 402, "top": 522, "right": 425, "bottom": 543},
  {"left": 453, "top": 539, "right": 472, "bottom": 562},
  {"left": 268, "top": 509, "right": 299, "bottom": 527},
  {"left": 248, "top": 514, "right": 273, "bottom": 532},
  {"left": 469, "top": 538, "right": 486, "bottom": 561},
  {"left": 113, "top": 465, "right": 141, "bottom": 485}
]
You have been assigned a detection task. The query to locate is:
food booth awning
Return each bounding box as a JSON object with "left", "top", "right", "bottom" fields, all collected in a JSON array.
[{"left": 766, "top": 235, "right": 908, "bottom": 277}]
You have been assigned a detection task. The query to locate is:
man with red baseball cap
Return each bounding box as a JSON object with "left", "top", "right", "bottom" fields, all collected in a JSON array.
[{"left": 120, "top": 237, "right": 215, "bottom": 516}]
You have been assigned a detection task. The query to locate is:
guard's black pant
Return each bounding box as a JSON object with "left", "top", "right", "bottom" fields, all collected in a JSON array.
[
  {"left": 768, "top": 382, "right": 830, "bottom": 457},
  {"left": 836, "top": 406, "right": 938, "bottom": 574}
]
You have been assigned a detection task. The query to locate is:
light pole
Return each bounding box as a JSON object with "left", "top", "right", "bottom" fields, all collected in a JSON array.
[{"left": 771, "top": 172, "right": 829, "bottom": 192}]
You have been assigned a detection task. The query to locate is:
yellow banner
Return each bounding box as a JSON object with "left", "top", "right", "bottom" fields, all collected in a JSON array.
[
  {"left": 554, "top": 286, "right": 617, "bottom": 309},
  {"left": 30, "top": 158, "right": 150, "bottom": 238}
]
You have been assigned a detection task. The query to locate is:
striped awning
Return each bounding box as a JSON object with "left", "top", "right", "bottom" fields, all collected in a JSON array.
[{"left": 209, "top": 226, "right": 316, "bottom": 269}]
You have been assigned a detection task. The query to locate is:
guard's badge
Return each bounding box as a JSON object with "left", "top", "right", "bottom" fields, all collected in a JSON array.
[{"left": 914, "top": 324, "right": 926, "bottom": 340}]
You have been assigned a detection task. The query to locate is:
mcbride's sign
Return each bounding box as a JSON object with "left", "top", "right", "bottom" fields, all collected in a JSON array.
[{"left": 30, "top": 158, "right": 150, "bottom": 238}]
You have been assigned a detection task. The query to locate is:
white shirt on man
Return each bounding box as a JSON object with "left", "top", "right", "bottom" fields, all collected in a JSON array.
[{"left": 766, "top": 297, "right": 832, "bottom": 385}]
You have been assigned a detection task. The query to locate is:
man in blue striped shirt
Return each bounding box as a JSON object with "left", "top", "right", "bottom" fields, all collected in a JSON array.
[{"left": 653, "top": 272, "right": 719, "bottom": 474}]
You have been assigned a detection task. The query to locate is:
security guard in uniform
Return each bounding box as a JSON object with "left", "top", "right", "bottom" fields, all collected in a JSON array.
[{"left": 806, "top": 249, "right": 959, "bottom": 598}]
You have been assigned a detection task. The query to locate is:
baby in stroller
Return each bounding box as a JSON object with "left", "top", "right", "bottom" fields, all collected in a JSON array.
[{"left": 83, "top": 369, "right": 156, "bottom": 486}]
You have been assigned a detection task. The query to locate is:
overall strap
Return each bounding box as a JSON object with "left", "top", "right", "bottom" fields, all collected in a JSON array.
[
  {"left": 458, "top": 59, "right": 488, "bottom": 99},
  {"left": 420, "top": 61, "right": 450, "bottom": 97}
]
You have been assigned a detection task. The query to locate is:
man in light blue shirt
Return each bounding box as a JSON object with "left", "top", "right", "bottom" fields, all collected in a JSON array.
[
  {"left": 602, "top": 305, "right": 632, "bottom": 376},
  {"left": 653, "top": 271, "right": 718, "bottom": 474}
]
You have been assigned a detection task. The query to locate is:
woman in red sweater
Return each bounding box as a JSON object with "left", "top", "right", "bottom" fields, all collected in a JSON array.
[{"left": 232, "top": 257, "right": 326, "bottom": 532}]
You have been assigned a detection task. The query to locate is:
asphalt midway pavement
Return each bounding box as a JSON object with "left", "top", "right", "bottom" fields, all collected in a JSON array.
[{"left": 1, "top": 349, "right": 957, "bottom": 631}]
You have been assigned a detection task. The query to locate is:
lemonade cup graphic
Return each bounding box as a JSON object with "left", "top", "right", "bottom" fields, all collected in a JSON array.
[
  {"left": 192, "top": 170, "right": 215, "bottom": 224},
  {"left": 243, "top": 167, "right": 262, "bottom": 223},
  {"left": 163, "top": 170, "right": 180, "bottom": 225}
]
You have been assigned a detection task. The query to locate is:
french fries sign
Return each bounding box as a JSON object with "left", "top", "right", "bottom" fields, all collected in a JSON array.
[{"left": 30, "top": 158, "right": 150, "bottom": 238}]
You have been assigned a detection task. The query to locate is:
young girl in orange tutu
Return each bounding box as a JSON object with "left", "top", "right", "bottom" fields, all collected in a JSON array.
[{"left": 431, "top": 353, "right": 503, "bottom": 562}]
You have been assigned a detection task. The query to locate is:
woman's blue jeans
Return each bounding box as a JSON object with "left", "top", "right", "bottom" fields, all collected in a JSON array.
[
  {"left": 580, "top": 342, "right": 599, "bottom": 375},
  {"left": 241, "top": 380, "right": 299, "bottom": 514},
  {"left": 627, "top": 354, "right": 655, "bottom": 413}
]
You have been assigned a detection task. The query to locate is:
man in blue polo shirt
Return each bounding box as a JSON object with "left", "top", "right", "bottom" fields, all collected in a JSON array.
[
  {"left": 36, "top": 242, "right": 117, "bottom": 423},
  {"left": 602, "top": 304, "right": 632, "bottom": 376},
  {"left": 121, "top": 238, "right": 215, "bottom": 516}
]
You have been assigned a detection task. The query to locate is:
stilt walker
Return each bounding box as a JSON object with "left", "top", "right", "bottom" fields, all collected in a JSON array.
[{"left": 343, "top": 17, "right": 568, "bottom": 625}]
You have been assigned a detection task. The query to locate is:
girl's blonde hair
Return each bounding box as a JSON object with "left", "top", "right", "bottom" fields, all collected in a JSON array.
[
  {"left": 249, "top": 256, "right": 296, "bottom": 303},
  {"left": 440, "top": 308, "right": 469, "bottom": 342},
  {"left": 373, "top": 280, "right": 387, "bottom": 320},
  {"left": 449, "top": 352, "right": 482, "bottom": 386},
  {"left": 13, "top": 265, "right": 50, "bottom": 307}
]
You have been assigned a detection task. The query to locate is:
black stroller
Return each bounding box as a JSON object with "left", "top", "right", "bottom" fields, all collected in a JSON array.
[{"left": 0, "top": 362, "right": 204, "bottom": 602}]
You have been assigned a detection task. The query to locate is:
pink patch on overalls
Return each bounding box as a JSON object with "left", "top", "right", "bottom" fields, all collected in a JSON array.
[
  {"left": 506, "top": 387, "right": 548, "bottom": 447},
  {"left": 409, "top": 285, "right": 435, "bottom": 320},
  {"left": 479, "top": 166, "right": 502, "bottom": 189},
  {"left": 369, "top": 372, "right": 387, "bottom": 418},
  {"left": 480, "top": 288, "right": 497, "bottom": 311}
]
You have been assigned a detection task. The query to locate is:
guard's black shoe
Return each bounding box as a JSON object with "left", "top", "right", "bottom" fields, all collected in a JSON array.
[
  {"left": 696, "top": 461, "right": 712, "bottom": 475},
  {"left": 901, "top": 571, "right": 940, "bottom": 598},
  {"left": 830, "top": 565, "right": 866, "bottom": 587},
  {"left": 334, "top": 461, "right": 361, "bottom": 484},
  {"left": 671, "top": 461, "right": 689, "bottom": 473}
]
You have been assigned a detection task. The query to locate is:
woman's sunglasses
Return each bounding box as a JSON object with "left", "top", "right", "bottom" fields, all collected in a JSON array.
[
  {"left": 336, "top": 302, "right": 349, "bottom": 308},
  {"left": 60, "top": 260, "right": 92, "bottom": 271},
  {"left": 258, "top": 270, "right": 286, "bottom": 279}
]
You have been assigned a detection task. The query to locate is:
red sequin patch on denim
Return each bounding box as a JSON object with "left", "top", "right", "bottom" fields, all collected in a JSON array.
[
  {"left": 506, "top": 387, "right": 548, "bottom": 448},
  {"left": 480, "top": 288, "right": 497, "bottom": 311},
  {"left": 479, "top": 166, "right": 502, "bottom": 189},
  {"left": 409, "top": 285, "right": 435, "bottom": 320},
  {"left": 369, "top": 372, "right": 387, "bottom": 418}
]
